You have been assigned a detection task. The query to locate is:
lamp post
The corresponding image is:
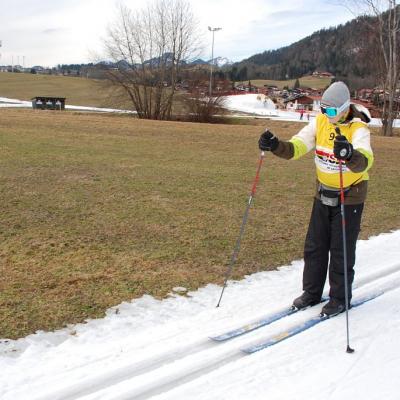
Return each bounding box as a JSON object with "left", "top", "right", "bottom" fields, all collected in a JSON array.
[{"left": 208, "top": 26, "right": 222, "bottom": 97}]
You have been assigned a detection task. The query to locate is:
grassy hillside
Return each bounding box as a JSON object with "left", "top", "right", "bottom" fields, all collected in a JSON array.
[
  {"left": 0, "top": 72, "right": 131, "bottom": 108},
  {"left": 239, "top": 76, "right": 332, "bottom": 90},
  {"left": 0, "top": 72, "right": 190, "bottom": 114},
  {"left": 0, "top": 109, "right": 399, "bottom": 338}
]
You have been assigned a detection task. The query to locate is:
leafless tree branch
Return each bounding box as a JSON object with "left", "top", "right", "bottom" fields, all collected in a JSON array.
[
  {"left": 336, "top": 0, "right": 399, "bottom": 135},
  {"left": 102, "top": 0, "right": 202, "bottom": 120}
]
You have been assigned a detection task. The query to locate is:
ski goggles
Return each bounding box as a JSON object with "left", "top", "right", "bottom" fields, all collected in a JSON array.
[{"left": 320, "top": 100, "right": 350, "bottom": 118}]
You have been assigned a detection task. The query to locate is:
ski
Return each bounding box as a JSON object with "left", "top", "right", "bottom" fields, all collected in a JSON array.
[
  {"left": 210, "top": 298, "right": 328, "bottom": 342},
  {"left": 241, "top": 290, "right": 383, "bottom": 354}
]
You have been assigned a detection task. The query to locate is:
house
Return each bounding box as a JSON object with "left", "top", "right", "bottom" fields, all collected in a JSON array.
[
  {"left": 303, "top": 87, "right": 324, "bottom": 96},
  {"left": 354, "top": 89, "right": 400, "bottom": 118},
  {"left": 263, "top": 85, "right": 280, "bottom": 96},
  {"left": 3, "top": 65, "right": 24, "bottom": 73},
  {"left": 356, "top": 88, "right": 374, "bottom": 101},
  {"left": 235, "top": 83, "right": 259, "bottom": 93},
  {"left": 31, "top": 66, "right": 45, "bottom": 72},
  {"left": 284, "top": 94, "right": 322, "bottom": 112},
  {"left": 30, "top": 66, "right": 56, "bottom": 75},
  {"left": 351, "top": 99, "right": 379, "bottom": 117},
  {"left": 312, "top": 71, "right": 335, "bottom": 79}
]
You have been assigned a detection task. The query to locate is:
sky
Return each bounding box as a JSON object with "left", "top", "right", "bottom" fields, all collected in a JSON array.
[{"left": 0, "top": 0, "right": 357, "bottom": 68}]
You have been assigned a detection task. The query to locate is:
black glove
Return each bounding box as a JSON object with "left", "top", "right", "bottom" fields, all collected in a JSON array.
[
  {"left": 258, "top": 130, "right": 279, "bottom": 152},
  {"left": 334, "top": 135, "right": 353, "bottom": 160}
]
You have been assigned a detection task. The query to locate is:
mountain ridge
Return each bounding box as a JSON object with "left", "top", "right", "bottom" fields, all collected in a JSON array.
[{"left": 227, "top": 13, "right": 382, "bottom": 88}]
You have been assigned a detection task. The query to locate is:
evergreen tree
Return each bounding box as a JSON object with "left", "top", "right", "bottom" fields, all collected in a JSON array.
[
  {"left": 238, "top": 66, "right": 248, "bottom": 81},
  {"left": 225, "top": 14, "right": 380, "bottom": 86}
]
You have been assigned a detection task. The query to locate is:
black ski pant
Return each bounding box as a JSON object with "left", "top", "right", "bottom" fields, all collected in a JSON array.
[{"left": 303, "top": 198, "right": 364, "bottom": 302}]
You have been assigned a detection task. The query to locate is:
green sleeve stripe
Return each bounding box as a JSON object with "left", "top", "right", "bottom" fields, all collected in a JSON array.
[
  {"left": 289, "top": 137, "right": 309, "bottom": 160},
  {"left": 357, "top": 148, "right": 374, "bottom": 172}
]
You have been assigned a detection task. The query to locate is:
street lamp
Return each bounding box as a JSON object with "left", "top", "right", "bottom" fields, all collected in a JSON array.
[{"left": 208, "top": 26, "right": 222, "bottom": 97}]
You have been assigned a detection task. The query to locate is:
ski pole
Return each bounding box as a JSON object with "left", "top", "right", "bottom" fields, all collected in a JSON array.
[
  {"left": 216, "top": 151, "right": 265, "bottom": 308},
  {"left": 335, "top": 127, "right": 354, "bottom": 354}
]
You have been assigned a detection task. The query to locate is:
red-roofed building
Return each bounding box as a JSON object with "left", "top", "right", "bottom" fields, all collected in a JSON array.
[
  {"left": 351, "top": 99, "right": 381, "bottom": 118},
  {"left": 284, "top": 94, "right": 322, "bottom": 112}
]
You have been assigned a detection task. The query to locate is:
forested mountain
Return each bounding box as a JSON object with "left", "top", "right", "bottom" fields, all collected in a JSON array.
[{"left": 229, "top": 14, "right": 382, "bottom": 88}]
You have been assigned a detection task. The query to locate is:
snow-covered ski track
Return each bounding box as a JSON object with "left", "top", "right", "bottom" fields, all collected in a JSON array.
[{"left": 4, "top": 260, "right": 400, "bottom": 400}]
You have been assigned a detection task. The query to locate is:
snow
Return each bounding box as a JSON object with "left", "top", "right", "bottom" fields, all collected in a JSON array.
[
  {"left": 210, "top": 57, "right": 233, "bottom": 68},
  {"left": 0, "top": 97, "right": 136, "bottom": 114},
  {"left": 2, "top": 94, "right": 400, "bottom": 127},
  {"left": 1, "top": 230, "right": 400, "bottom": 400},
  {"left": 224, "top": 93, "right": 278, "bottom": 117},
  {"left": 223, "top": 93, "right": 400, "bottom": 127}
]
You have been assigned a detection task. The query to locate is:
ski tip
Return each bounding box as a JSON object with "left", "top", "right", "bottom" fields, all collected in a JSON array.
[
  {"left": 241, "top": 347, "right": 256, "bottom": 355},
  {"left": 209, "top": 335, "right": 226, "bottom": 342}
]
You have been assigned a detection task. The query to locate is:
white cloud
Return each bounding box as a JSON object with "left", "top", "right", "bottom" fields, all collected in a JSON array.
[{"left": 0, "top": 0, "right": 354, "bottom": 67}]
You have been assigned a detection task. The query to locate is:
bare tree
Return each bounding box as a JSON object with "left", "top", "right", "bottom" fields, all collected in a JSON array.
[
  {"left": 180, "top": 68, "right": 226, "bottom": 122},
  {"left": 340, "top": 0, "right": 399, "bottom": 136},
  {"left": 103, "top": 0, "right": 201, "bottom": 120}
]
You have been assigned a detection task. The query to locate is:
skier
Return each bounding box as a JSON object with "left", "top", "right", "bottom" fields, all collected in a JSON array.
[{"left": 258, "top": 81, "right": 374, "bottom": 316}]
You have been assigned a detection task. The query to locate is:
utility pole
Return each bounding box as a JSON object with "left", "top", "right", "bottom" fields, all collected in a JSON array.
[{"left": 208, "top": 26, "right": 222, "bottom": 97}]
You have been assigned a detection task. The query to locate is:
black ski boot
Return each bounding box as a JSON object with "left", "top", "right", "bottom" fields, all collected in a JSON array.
[
  {"left": 321, "top": 298, "right": 348, "bottom": 317},
  {"left": 292, "top": 292, "right": 321, "bottom": 310}
]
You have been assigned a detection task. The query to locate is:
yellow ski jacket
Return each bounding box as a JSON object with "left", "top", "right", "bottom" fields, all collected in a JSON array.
[{"left": 273, "top": 104, "right": 374, "bottom": 204}]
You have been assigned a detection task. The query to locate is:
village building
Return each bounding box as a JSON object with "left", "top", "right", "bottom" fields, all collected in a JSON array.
[
  {"left": 312, "top": 71, "right": 335, "bottom": 79},
  {"left": 284, "top": 94, "right": 322, "bottom": 112},
  {"left": 234, "top": 83, "right": 259, "bottom": 93}
]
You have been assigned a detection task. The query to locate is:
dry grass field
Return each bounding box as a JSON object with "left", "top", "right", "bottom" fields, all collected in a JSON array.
[
  {"left": 238, "top": 76, "right": 332, "bottom": 90},
  {"left": 0, "top": 72, "right": 331, "bottom": 110},
  {"left": 0, "top": 72, "right": 192, "bottom": 115},
  {"left": 0, "top": 108, "right": 399, "bottom": 339},
  {"left": 0, "top": 72, "right": 131, "bottom": 108}
]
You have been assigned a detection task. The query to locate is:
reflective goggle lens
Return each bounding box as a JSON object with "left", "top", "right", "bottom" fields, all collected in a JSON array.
[
  {"left": 321, "top": 106, "right": 338, "bottom": 117},
  {"left": 320, "top": 100, "right": 350, "bottom": 118}
]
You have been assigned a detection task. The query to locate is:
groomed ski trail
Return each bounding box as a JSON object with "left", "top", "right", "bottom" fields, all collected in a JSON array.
[
  {"left": 6, "top": 262, "right": 400, "bottom": 400},
  {"left": 210, "top": 261, "right": 400, "bottom": 342}
]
